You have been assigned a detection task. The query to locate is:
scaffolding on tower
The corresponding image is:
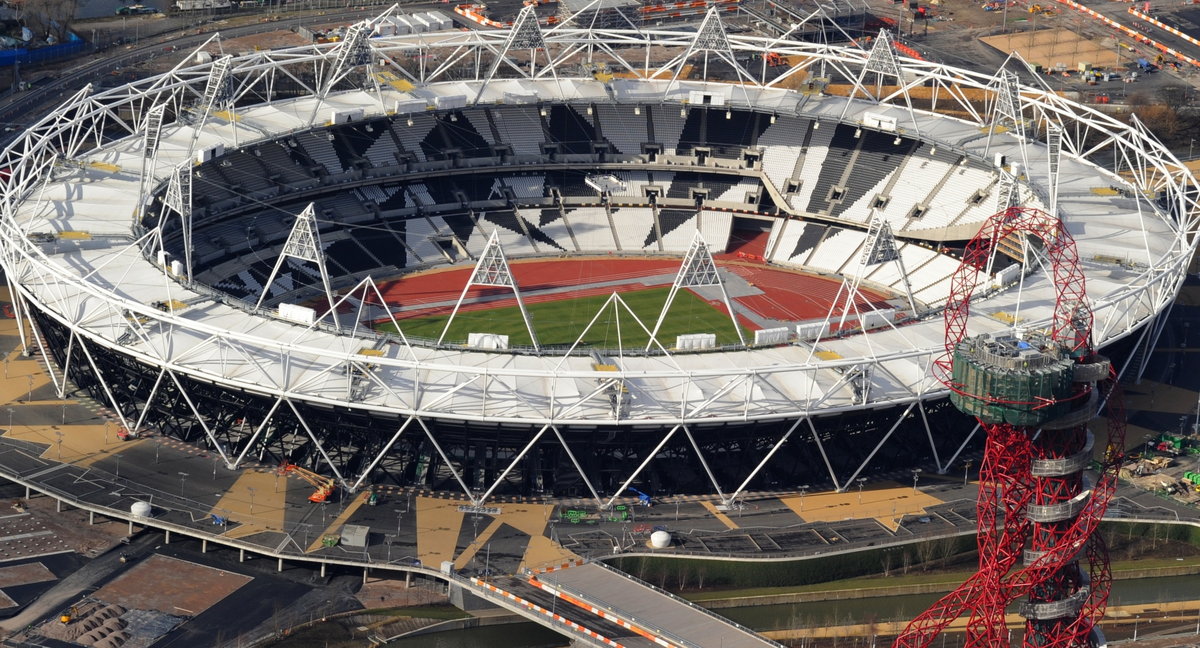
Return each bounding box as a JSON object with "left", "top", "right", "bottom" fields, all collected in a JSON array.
[{"left": 893, "top": 206, "right": 1124, "bottom": 648}]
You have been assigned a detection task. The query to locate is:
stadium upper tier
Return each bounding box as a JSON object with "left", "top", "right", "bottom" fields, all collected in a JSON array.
[{"left": 0, "top": 12, "right": 1194, "bottom": 499}]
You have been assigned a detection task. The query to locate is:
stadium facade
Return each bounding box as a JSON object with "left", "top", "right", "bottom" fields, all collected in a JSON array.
[{"left": 0, "top": 8, "right": 1193, "bottom": 506}]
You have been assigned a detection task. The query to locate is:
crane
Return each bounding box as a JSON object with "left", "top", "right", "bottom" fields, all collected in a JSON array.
[{"left": 278, "top": 463, "right": 336, "bottom": 503}]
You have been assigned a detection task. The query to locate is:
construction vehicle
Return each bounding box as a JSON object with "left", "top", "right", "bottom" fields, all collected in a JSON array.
[
  {"left": 278, "top": 463, "right": 336, "bottom": 503},
  {"left": 627, "top": 487, "right": 653, "bottom": 507},
  {"left": 60, "top": 606, "right": 76, "bottom": 624}
]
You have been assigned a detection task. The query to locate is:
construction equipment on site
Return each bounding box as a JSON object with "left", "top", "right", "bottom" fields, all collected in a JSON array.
[
  {"left": 278, "top": 462, "right": 336, "bottom": 503},
  {"left": 60, "top": 606, "right": 76, "bottom": 624}
]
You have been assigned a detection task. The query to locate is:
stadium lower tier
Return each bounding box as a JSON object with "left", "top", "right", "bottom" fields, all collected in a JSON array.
[{"left": 34, "top": 309, "right": 980, "bottom": 497}]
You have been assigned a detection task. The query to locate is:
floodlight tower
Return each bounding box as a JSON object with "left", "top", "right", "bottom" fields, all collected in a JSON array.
[{"left": 894, "top": 207, "right": 1124, "bottom": 648}]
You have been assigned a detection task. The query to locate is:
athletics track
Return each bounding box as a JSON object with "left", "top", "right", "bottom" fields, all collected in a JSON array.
[{"left": 373, "top": 257, "right": 892, "bottom": 328}]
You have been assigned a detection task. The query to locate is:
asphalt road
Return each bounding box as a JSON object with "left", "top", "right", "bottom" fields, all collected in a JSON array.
[{"left": 0, "top": 5, "right": 387, "bottom": 145}]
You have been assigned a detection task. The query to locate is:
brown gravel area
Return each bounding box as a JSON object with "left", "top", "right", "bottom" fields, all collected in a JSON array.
[{"left": 91, "top": 554, "right": 250, "bottom": 616}]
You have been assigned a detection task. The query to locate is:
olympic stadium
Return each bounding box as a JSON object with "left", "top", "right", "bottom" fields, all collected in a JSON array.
[{"left": 0, "top": 6, "right": 1194, "bottom": 509}]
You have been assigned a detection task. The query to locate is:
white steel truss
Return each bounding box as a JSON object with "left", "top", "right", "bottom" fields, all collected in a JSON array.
[
  {"left": 1047, "top": 123, "right": 1062, "bottom": 215},
  {"left": 255, "top": 203, "right": 339, "bottom": 328},
  {"left": 438, "top": 230, "right": 540, "bottom": 350},
  {"left": 0, "top": 8, "right": 1193, "bottom": 504},
  {"left": 646, "top": 232, "right": 746, "bottom": 349},
  {"left": 162, "top": 163, "right": 193, "bottom": 282},
  {"left": 839, "top": 30, "right": 919, "bottom": 134}
]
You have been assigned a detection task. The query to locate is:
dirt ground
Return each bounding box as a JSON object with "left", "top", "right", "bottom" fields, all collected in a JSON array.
[
  {"left": 980, "top": 28, "right": 1120, "bottom": 69},
  {"left": 355, "top": 576, "right": 448, "bottom": 609},
  {"left": 92, "top": 554, "right": 251, "bottom": 616}
]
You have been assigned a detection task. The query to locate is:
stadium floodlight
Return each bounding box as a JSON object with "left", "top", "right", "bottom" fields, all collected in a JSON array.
[
  {"left": 839, "top": 30, "right": 919, "bottom": 135},
  {"left": 438, "top": 230, "right": 540, "bottom": 351},
  {"left": 322, "top": 19, "right": 374, "bottom": 100},
  {"left": 162, "top": 162, "right": 193, "bottom": 282},
  {"left": 822, "top": 217, "right": 917, "bottom": 335},
  {"left": 1047, "top": 123, "right": 1062, "bottom": 216},
  {"left": 137, "top": 102, "right": 167, "bottom": 219},
  {"left": 646, "top": 232, "right": 746, "bottom": 351},
  {"left": 188, "top": 55, "right": 234, "bottom": 156},
  {"left": 985, "top": 69, "right": 1030, "bottom": 172},
  {"left": 255, "top": 203, "right": 340, "bottom": 329}
]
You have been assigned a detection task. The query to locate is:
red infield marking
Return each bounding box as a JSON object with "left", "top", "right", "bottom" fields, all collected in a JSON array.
[
  {"left": 727, "top": 264, "right": 892, "bottom": 322},
  {"left": 369, "top": 257, "right": 896, "bottom": 324}
]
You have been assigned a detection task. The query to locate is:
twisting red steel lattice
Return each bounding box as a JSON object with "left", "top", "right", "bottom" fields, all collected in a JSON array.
[{"left": 894, "top": 207, "right": 1126, "bottom": 648}]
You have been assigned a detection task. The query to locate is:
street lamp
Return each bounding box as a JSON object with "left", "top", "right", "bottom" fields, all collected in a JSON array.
[
  {"left": 799, "top": 484, "right": 810, "bottom": 511},
  {"left": 963, "top": 460, "right": 972, "bottom": 487},
  {"left": 912, "top": 468, "right": 923, "bottom": 493},
  {"left": 178, "top": 471, "right": 189, "bottom": 497},
  {"left": 248, "top": 486, "right": 257, "bottom": 515},
  {"left": 55, "top": 430, "right": 63, "bottom": 461},
  {"left": 856, "top": 477, "right": 867, "bottom": 504},
  {"left": 7, "top": 407, "right": 13, "bottom": 431}
]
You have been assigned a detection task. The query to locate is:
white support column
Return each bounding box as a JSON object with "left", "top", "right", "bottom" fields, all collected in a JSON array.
[
  {"left": 678, "top": 426, "right": 727, "bottom": 504},
  {"left": 350, "top": 416, "right": 416, "bottom": 492},
  {"left": 477, "top": 424, "right": 549, "bottom": 505},
  {"left": 550, "top": 425, "right": 603, "bottom": 507},
  {"left": 805, "top": 417, "right": 842, "bottom": 491},
  {"left": 839, "top": 30, "right": 920, "bottom": 134},
  {"left": 726, "top": 417, "right": 805, "bottom": 503},
  {"left": 604, "top": 425, "right": 680, "bottom": 509},
  {"left": 647, "top": 232, "right": 744, "bottom": 350},
  {"left": 136, "top": 102, "right": 166, "bottom": 219},
  {"left": 189, "top": 55, "right": 233, "bottom": 156},
  {"left": 437, "top": 230, "right": 539, "bottom": 350},
  {"left": 255, "top": 203, "right": 340, "bottom": 328},
  {"left": 839, "top": 401, "right": 917, "bottom": 488},
  {"left": 416, "top": 418, "right": 476, "bottom": 503}
]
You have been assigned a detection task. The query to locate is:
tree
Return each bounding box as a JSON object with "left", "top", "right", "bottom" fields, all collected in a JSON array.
[{"left": 12, "top": 0, "right": 77, "bottom": 44}]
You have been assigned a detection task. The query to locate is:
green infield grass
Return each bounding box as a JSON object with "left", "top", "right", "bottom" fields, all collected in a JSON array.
[{"left": 377, "top": 286, "right": 746, "bottom": 348}]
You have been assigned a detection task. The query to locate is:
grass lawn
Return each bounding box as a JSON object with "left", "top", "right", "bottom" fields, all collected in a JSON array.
[{"left": 379, "top": 286, "right": 747, "bottom": 348}]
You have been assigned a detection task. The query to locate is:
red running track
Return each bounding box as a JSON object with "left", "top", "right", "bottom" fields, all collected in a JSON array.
[{"left": 373, "top": 257, "right": 894, "bottom": 325}]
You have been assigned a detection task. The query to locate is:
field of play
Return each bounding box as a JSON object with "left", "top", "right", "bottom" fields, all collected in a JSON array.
[{"left": 371, "top": 257, "right": 891, "bottom": 349}]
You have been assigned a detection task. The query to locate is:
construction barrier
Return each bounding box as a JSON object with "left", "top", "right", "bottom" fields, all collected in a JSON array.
[
  {"left": 528, "top": 574, "right": 681, "bottom": 648},
  {"left": 470, "top": 577, "right": 625, "bottom": 647},
  {"left": 1044, "top": 0, "right": 1200, "bottom": 68},
  {"left": 1128, "top": 6, "right": 1200, "bottom": 53}
]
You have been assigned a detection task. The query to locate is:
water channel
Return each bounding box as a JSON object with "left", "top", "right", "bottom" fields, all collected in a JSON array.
[{"left": 383, "top": 573, "right": 1200, "bottom": 647}]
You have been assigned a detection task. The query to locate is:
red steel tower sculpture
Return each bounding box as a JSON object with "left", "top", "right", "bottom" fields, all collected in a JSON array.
[{"left": 894, "top": 207, "right": 1125, "bottom": 648}]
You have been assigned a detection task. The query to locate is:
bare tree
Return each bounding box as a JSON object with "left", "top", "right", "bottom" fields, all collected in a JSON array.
[
  {"left": 915, "top": 539, "right": 937, "bottom": 571},
  {"left": 14, "top": 0, "right": 78, "bottom": 44}
]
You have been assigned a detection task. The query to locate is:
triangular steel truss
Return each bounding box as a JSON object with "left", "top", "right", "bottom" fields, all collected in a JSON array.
[
  {"left": 255, "top": 203, "right": 340, "bottom": 327},
  {"left": 438, "top": 230, "right": 540, "bottom": 350},
  {"left": 861, "top": 218, "right": 900, "bottom": 265},
  {"left": 647, "top": 231, "right": 746, "bottom": 349},
  {"left": 163, "top": 163, "right": 193, "bottom": 282},
  {"left": 474, "top": 6, "right": 558, "bottom": 103},
  {"left": 321, "top": 19, "right": 376, "bottom": 100},
  {"left": 507, "top": 5, "right": 547, "bottom": 50},
  {"left": 1047, "top": 123, "right": 1062, "bottom": 216},
  {"left": 863, "top": 29, "right": 903, "bottom": 77},
  {"left": 656, "top": 8, "right": 758, "bottom": 100},
  {"left": 858, "top": 216, "right": 917, "bottom": 316},
  {"left": 838, "top": 30, "right": 919, "bottom": 133},
  {"left": 984, "top": 68, "right": 1029, "bottom": 168}
]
